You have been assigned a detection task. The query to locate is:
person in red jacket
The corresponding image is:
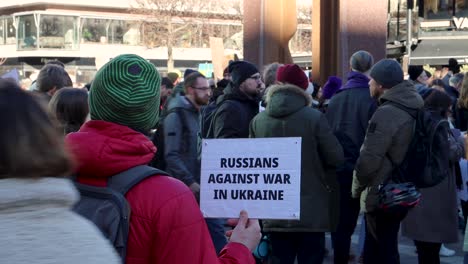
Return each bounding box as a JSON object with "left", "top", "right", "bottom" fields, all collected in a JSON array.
[{"left": 66, "top": 54, "right": 261, "bottom": 264}]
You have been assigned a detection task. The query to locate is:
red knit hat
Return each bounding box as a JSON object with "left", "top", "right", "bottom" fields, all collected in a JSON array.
[{"left": 276, "top": 64, "right": 309, "bottom": 90}]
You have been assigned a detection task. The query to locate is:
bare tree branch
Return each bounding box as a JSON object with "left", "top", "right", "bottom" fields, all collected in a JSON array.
[
  {"left": 131, "top": 0, "right": 243, "bottom": 71},
  {"left": 173, "top": 24, "right": 191, "bottom": 34}
]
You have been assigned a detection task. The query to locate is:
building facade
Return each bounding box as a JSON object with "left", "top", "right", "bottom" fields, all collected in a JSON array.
[{"left": 0, "top": 0, "right": 246, "bottom": 84}]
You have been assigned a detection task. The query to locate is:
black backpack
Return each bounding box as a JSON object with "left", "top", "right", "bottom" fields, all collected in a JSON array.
[
  {"left": 197, "top": 99, "right": 243, "bottom": 160},
  {"left": 199, "top": 101, "right": 219, "bottom": 140},
  {"left": 150, "top": 108, "right": 187, "bottom": 170},
  {"left": 387, "top": 102, "right": 450, "bottom": 188},
  {"left": 73, "top": 165, "right": 168, "bottom": 261}
]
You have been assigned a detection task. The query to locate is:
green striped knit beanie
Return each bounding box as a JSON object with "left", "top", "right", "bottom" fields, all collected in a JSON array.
[{"left": 89, "top": 54, "right": 161, "bottom": 132}]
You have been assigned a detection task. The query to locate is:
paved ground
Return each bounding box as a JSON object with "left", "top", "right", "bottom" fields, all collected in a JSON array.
[{"left": 322, "top": 215, "right": 464, "bottom": 264}]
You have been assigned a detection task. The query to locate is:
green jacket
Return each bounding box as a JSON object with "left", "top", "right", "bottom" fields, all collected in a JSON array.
[
  {"left": 249, "top": 84, "right": 344, "bottom": 232},
  {"left": 352, "top": 81, "right": 424, "bottom": 212}
]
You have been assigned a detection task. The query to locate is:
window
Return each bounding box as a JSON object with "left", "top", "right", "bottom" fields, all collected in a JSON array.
[
  {"left": 422, "top": 0, "right": 468, "bottom": 19},
  {"left": 6, "top": 17, "right": 16, "bottom": 44},
  {"left": 109, "top": 20, "right": 141, "bottom": 45},
  {"left": 0, "top": 18, "right": 4, "bottom": 45},
  {"left": 455, "top": 0, "right": 468, "bottom": 17},
  {"left": 17, "top": 15, "right": 38, "bottom": 50},
  {"left": 82, "top": 18, "right": 110, "bottom": 43},
  {"left": 141, "top": 22, "right": 167, "bottom": 48},
  {"left": 39, "top": 15, "right": 79, "bottom": 49},
  {"left": 224, "top": 25, "right": 243, "bottom": 50}
]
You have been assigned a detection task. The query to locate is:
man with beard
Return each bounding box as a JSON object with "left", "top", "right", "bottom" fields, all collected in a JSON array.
[
  {"left": 352, "top": 59, "right": 424, "bottom": 263},
  {"left": 164, "top": 72, "right": 211, "bottom": 198},
  {"left": 163, "top": 72, "right": 232, "bottom": 253},
  {"left": 211, "top": 61, "right": 264, "bottom": 138},
  {"left": 204, "top": 61, "right": 263, "bottom": 253}
]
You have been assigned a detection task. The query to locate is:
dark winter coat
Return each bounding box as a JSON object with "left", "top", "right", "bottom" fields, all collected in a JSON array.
[
  {"left": 454, "top": 103, "right": 468, "bottom": 131},
  {"left": 402, "top": 130, "right": 464, "bottom": 243},
  {"left": 445, "top": 85, "right": 460, "bottom": 102},
  {"left": 164, "top": 95, "right": 201, "bottom": 186},
  {"left": 325, "top": 71, "right": 377, "bottom": 173},
  {"left": 352, "top": 81, "right": 425, "bottom": 212},
  {"left": 213, "top": 83, "right": 259, "bottom": 138},
  {"left": 66, "top": 121, "right": 255, "bottom": 264},
  {"left": 250, "top": 84, "right": 344, "bottom": 232}
]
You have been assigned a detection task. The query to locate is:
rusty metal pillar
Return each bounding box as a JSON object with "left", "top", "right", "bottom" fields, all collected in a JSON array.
[
  {"left": 338, "top": 0, "right": 387, "bottom": 78},
  {"left": 312, "top": 0, "right": 340, "bottom": 85},
  {"left": 243, "top": 0, "right": 297, "bottom": 70},
  {"left": 313, "top": 0, "right": 387, "bottom": 84}
]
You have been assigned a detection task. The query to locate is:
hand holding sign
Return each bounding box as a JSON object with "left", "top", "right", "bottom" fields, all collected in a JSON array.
[
  {"left": 226, "top": 210, "right": 262, "bottom": 252},
  {"left": 200, "top": 137, "right": 301, "bottom": 219}
]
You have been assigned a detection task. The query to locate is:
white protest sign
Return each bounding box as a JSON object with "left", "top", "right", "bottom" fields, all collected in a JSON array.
[{"left": 200, "top": 137, "right": 301, "bottom": 220}]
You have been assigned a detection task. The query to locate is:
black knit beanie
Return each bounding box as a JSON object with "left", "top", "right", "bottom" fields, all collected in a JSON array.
[
  {"left": 408, "top": 65, "right": 424, "bottom": 81},
  {"left": 228, "top": 61, "right": 259, "bottom": 87}
]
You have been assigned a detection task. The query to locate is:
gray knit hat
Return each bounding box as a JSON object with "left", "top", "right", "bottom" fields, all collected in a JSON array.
[
  {"left": 350, "top": 50, "right": 374, "bottom": 73},
  {"left": 369, "top": 59, "right": 403, "bottom": 88}
]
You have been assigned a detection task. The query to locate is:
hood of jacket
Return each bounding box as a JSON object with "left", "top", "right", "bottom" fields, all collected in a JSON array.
[
  {"left": 380, "top": 80, "right": 424, "bottom": 110},
  {"left": 265, "top": 84, "right": 312, "bottom": 118},
  {"left": 340, "top": 71, "right": 370, "bottom": 91},
  {"left": 0, "top": 178, "right": 78, "bottom": 213},
  {"left": 65, "top": 120, "right": 156, "bottom": 185},
  {"left": 166, "top": 94, "right": 198, "bottom": 113}
]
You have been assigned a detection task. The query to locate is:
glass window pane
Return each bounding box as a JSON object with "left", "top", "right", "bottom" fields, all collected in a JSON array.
[
  {"left": 18, "top": 15, "right": 38, "bottom": 50},
  {"left": 110, "top": 20, "right": 141, "bottom": 45},
  {"left": 0, "top": 19, "right": 5, "bottom": 45},
  {"left": 455, "top": 1, "right": 468, "bottom": 22},
  {"left": 39, "top": 15, "right": 78, "bottom": 49},
  {"left": 6, "top": 17, "right": 16, "bottom": 44},
  {"left": 141, "top": 22, "right": 167, "bottom": 47},
  {"left": 423, "top": 0, "right": 468, "bottom": 19},
  {"left": 82, "top": 18, "right": 109, "bottom": 43}
]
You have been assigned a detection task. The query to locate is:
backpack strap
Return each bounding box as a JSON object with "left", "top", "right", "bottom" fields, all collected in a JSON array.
[
  {"left": 164, "top": 107, "right": 189, "bottom": 142},
  {"left": 383, "top": 101, "right": 419, "bottom": 119},
  {"left": 381, "top": 101, "right": 419, "bottom": 184},
  {"left": 108, "top": 165, "right": 169, "bottom": 195},
  {"left": 167, "top": 107, "right": 188, "bottom": 130},
  {"left": 175, "top": 108, "right": 189, "bottom": 137}
]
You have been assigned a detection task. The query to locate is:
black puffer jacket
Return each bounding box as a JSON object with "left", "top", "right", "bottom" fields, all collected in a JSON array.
[{"left": 212, "top": 83, "right": 259, "bottom": 138}]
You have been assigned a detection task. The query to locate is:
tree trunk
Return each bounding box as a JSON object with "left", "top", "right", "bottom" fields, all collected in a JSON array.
[
  {"left": 167, "top": 19, "right": 174, "bottom": 72},
  {"left": 167, "top": 44, "right": 174, "bottom": 72}
]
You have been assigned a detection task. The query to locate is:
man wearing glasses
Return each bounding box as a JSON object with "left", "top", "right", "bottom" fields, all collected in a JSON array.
[
  {"left": 164, "top": 71, "right": 212, "bottom": 199},
  {"left": 211, "top": 61, "right": 264, "bottom": 139},
  {"left": 163, "top": 71, "right": 233, "bottom": 253}
]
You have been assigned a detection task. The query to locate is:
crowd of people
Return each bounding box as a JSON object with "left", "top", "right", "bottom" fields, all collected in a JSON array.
[{"left": 1, "top": 51, "right": 468, "bottom": 264}]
